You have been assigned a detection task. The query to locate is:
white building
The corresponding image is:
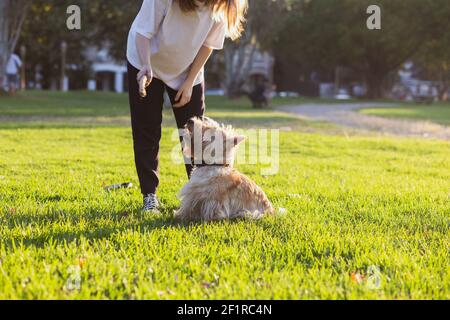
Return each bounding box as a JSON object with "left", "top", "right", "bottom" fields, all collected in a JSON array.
[{"left": 84, "top": 47, "right": 127, "bottom": 93}]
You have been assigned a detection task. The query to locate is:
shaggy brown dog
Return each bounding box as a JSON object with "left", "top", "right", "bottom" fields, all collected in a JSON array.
[{"left": 175, "top": 117, "right": 274, "bottom": 221}]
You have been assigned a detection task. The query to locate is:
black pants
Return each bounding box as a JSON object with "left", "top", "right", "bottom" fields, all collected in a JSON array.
[{"left": 127, "top": 62, "right": 205, "bottom": 195}]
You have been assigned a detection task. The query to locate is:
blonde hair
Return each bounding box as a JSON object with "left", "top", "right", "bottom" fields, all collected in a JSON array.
[{"left": 176, "top": 0, "right": 248, "bottom": 40}]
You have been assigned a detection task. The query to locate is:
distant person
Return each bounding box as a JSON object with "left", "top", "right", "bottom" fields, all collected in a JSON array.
[
  {"left": 249, "top": 77, "right": 270, "bottom": 108},
  {"left": 6, "top": 53, "right": 22, "bottom": 95}
]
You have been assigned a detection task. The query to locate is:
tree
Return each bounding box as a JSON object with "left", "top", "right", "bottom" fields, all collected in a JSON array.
[
  {"left": 413, "top": 2, "right": 450, "bottom": 101},
  {"left": 341, "top": 0, "right": 446, "bottom": 98},
  {"left": 19, "top": 0, "right": 88, "bottom": 89},
  {"left": 417, "top": 45, "right": 450, "bottom": 102},
  {"left": 270, "top": 0, "right": 449, "bottom": 98},
  {"left": 0, "top": 0, "right": 31, "bottom": 87},
  {"left": 224, "top": 0, "right": 290, "bottom": 97},
  {"left": 83, "top": 1, "right": 139, "bottom": 61},
  {"left": 18, "top": 0, "right": 139, "bottom": 89}
]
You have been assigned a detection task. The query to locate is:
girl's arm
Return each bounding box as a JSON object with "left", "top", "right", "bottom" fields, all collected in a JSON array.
[
  {"left": 136, "top": 33, "right": 153, "bottom": 87},
  {"left": 173, "top": 45, "right": 214, "bottom": 107}
]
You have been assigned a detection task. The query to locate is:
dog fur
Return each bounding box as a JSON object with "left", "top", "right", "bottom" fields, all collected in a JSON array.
[{"left": 175, "top": 117, "right": 274, "bottom": 221}]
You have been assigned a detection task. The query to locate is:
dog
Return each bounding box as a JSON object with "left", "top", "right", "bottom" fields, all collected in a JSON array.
[{"left": 175, "top": 117, "right": 275, "bottom": 221}]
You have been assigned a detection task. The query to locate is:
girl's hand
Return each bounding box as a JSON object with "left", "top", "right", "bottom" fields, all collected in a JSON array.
[
  {"left": 137, "top": 64, "right": 153, "bottom": 87},
  {"left": 174, "top": 79, "right": 194, "bottom": 108}
]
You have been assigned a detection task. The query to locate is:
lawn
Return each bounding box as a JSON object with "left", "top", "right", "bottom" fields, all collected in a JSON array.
[
  {"left": 0, "top": 91, "right": 449, "bottom": 299},
  {"left": 0, "top": 91, "right": 327, "bottom": 131},
  {"left": 359, "top": 103, "right": 450, "bottom": 126}
]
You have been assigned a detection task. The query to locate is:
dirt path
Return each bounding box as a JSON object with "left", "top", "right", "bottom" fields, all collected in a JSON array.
[{"left": 277, "top": 102, "right": 450, "bottom": 140}]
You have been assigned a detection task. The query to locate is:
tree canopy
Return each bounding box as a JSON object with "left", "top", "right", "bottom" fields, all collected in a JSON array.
[
  {"left": 17, "top": 0, "right": 138, "bottom": 88},
  {"left": 9, "top": 0, "right": 450, "bottom": 98},
  {"left": 266, "top": 0, "right": 450, "bottom": 98}
]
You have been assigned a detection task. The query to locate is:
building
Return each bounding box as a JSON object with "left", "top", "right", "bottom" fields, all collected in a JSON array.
[
  {"left": 392, "top": 61, "right": 438, "bottom": 102},
  {"left": 84, "top": 47, "right": 127, "bottom": 93}
]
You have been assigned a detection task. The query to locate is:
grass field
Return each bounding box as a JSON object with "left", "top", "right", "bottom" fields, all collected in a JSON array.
[
  {"left": 0, "top": 91, "right": 449, "bottom": 299},
  {"left": 360, "top": 103, "right": 450, "bottom": 126}
]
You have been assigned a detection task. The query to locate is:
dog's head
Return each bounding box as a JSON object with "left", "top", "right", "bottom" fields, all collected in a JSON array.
[{"left": 182, "top": 117, "right": 245, "bottom": 166}]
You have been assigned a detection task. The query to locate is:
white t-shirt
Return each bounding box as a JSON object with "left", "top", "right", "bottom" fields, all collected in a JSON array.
[
  {"left": 127, "top": 0, "right": 226, "bottom": 90},
  {"left": 6, "top": 54, "right": 22, "bottom": 75}
]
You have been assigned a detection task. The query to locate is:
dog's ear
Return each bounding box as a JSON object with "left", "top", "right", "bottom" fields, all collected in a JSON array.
[
  {"left": 186, "top": 117, "right": 200, "bottom": 133},
  {"left": 202, "top": 116, "right": 220, "bottom": 127}
]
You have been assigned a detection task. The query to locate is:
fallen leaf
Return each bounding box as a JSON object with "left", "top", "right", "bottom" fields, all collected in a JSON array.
[
  {"left": 78, "top": 257, "right": 86, "bottom": 269},
  {"left": 350, "top": 272, "right": 365, "bottom": 284}
]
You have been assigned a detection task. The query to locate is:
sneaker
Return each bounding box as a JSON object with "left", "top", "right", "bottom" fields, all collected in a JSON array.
[{"left": 142, "top": 193, "right": 159, "bottom": 212}]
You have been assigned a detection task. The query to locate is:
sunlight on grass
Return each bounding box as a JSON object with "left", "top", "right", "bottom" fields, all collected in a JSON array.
[
  {"left": 360, "top": 104, "right": 450, "bottom": 126},
  {"left": 0, "top": 91, "right": 449, "bottom": 299}
]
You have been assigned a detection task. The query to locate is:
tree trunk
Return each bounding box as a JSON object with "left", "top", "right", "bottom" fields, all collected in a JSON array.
[
  {"left": 365, "top": 72, "right": 385, "bottom": 99},
  {"left": 224, "top": 44, "right": 237, "bottom": 97},
  {"left": 438, "top": 84, "right": 449, "bottom": 101},
  {"left": 437, "top": 68, "right": 449, "bottom": 101},
  {"left": 0, "top": 0, "right": 31, "bottom": 88},
  {"left": 224, "top": 42, "right": 257, "bottom": 98},
  {"left": 224, "top": 9, "right": 257, "bottom": 99},
  {"left": 0, "top": 0, "right": 10, "bottom": 87}
]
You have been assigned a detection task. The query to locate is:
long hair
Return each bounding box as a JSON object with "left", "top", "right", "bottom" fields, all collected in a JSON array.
[{"left": 176, "top": 0, "right": 248, "bottom": 40}]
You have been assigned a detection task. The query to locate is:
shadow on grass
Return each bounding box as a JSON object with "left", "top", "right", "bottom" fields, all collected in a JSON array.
[{"left": 2, "top": 207, "right": 254, "bottom": 250}]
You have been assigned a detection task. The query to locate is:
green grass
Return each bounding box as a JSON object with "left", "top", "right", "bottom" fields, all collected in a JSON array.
[
  {"left": 0, "top": 91, "right": 449, "bottom": 299},
  {"left": 0, "top": 90, "right": 304, "bottom": 117},
  {"left": 0, "top": 91, "right": 332, "bottom": 131},
  {"left": 0, "top": 90, "right": 130, "bottom": 117},
  {"left": 360, "top": 103, "right": 450, "bottom": 126}
]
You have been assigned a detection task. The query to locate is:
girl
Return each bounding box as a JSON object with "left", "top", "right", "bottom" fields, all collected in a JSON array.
[{"left": 127, "top": 0, "right": 248, "bottom": 211}]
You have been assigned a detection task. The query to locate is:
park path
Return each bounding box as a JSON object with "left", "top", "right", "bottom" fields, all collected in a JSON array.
[{"left": 277, "top": 102, "right": 450, "bottom": 140}]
